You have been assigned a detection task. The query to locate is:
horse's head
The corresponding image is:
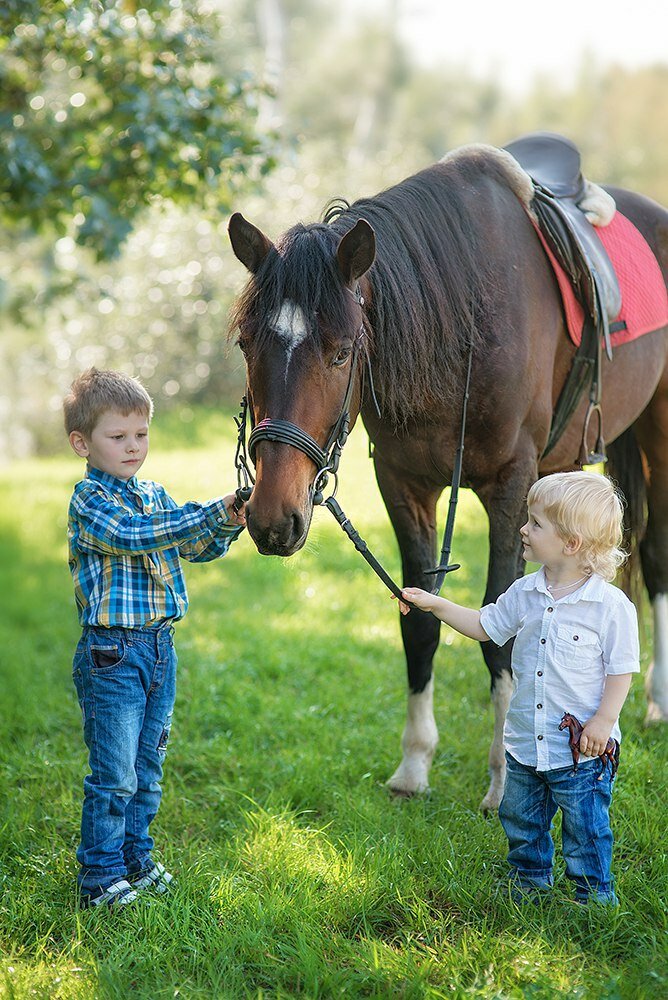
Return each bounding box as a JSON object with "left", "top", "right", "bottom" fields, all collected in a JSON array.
[
  {"left": 559, "top": 712, "right": 583, "bottom": 741},
  {"left": 229, "top": 212, "right": 376, "bottom": 556},
  {"left": 559, "top": 712, "right": 575, "bottom": 732}
]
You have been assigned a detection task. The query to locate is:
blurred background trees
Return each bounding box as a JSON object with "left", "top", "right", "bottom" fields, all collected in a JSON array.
[{"left": 1, "top": 0, "right": 667, "bottom": 459}]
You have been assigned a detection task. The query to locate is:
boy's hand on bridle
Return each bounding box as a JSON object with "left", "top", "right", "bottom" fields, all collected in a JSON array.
[{"left": 223, "top": 493, "right": 247, "bottom": 527}]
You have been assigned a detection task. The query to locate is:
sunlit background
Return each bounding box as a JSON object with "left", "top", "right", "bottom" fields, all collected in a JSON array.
[
  {"left": 1, "top": 0, "right": 667, "bottom": 461},
  {"left": 365, "top": 0, "right": 668, "bottom": 93}
]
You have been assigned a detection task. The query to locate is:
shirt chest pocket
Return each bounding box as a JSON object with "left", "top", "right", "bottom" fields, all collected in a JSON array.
[{"left": 555, "top": 624, "right": 601, "bottom": 665}]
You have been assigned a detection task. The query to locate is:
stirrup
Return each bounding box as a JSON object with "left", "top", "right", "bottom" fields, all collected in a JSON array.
[{"left": 578, "top": 402, "right": 607, "bottom": 467}]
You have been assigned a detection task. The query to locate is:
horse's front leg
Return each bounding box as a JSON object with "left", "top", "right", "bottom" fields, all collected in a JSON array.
[
  {"left": 477, "top": 456, "right": 538, "bottom": 812},
  {"left": 374, "top": 458, "right": 441, "bottom": 795}
]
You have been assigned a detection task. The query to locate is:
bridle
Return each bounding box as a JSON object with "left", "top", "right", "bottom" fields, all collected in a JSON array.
[
  {"left": 234, "top": 285, "right": 369, "bottom": 507},
  {"left": 233, "top": 285, "right": 473, "bottom": 604}
]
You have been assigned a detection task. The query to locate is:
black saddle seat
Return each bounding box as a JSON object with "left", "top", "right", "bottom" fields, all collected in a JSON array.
[
  {"left": 504, "top": 132, "right": 585, "bottom": 200},
  {"left": 504, "top": 131, "right": 621, "bottom": 327}
]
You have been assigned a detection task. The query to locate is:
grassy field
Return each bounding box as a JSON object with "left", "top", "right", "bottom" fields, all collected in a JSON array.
[{"left": 1, "top": 409, "right": 666, "bottom": 999}]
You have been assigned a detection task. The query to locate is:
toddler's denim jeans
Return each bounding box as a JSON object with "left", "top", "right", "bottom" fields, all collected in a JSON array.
[
  {"left": 72, "top": 623, "right": 177, "bottom": 893},
  {"left": 499, "top": 750, "right": 618, "bottom": 904}
]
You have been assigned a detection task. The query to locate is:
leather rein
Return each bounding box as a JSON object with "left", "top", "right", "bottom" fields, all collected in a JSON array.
[{"left": 233, "top": 286, "right": 472, "bottom": 602}]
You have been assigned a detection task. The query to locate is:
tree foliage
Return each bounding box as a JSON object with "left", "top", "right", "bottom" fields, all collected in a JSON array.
[
  {"left": 0, "top": 0, "right": 273, "bottom": 258},
  {"left": 1, "top": 0, "right": 667, "bottom": 459}
]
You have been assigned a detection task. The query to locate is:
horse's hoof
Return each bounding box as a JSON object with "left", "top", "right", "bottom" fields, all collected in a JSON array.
[
  {"left": 386, "top": 760, "right": 431, "bottom": 797},
  {"left": 385, "top": 772, "right": 430, "bottom": 797},
  {"left": 387, "top": 784, "right": 420, "bottom": 799},
  {"left": 386, "top": 777, "right": 430, "bottom": 798},
  {"left": 479, "top": 789, "right": 502, "bottom": 814},
  {"left": 479, "top": 800, "right": 499, "bottom": 816},
  {"left": 644, "top": 700, "right": 668, "bottom": 725}
]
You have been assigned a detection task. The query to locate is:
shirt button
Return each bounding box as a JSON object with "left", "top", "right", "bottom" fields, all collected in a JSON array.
[
  {"left": 540, "top": 638, "right": 546, "bottom": 644},
  {"left": 573, "top": 635, "right": 579, "bottom": 641},
  {"left": 537, "top": 735, "right": 544, "bottom": 740},
  {"left": 537, "top": 703, "right": 543, "bottom": 709},
  {"left": 547, "top": 607, "right": 553, "bottom": 613},
  {"left": 537, "top": 670, "right": 543, "bottom": 676}
]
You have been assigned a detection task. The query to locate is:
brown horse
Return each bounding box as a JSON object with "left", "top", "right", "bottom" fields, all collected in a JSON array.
[{"left": 228, "top": 140, "right": 668, "bottom": 809}]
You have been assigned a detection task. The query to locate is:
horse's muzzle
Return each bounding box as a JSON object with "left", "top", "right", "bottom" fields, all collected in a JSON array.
[{"left": 246, "top": 504, "right": 309, "bottom": 556}]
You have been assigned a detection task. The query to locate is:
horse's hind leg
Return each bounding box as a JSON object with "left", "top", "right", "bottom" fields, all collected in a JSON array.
[
  {"left": 374, "top": 459, "right": 441, "bottom": 795},
  {"left": 477, "top": 454, "right": 538, "bottom": 811},
  {"left": 635, "top": 383, "right": 668, "bottom": 722}
]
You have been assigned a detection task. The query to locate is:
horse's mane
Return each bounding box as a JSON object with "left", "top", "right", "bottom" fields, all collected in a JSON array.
[{"left": 232, "top": 156, "right": 499, "bottom": 423}]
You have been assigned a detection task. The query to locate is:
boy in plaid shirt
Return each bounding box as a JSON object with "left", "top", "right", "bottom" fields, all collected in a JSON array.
[{"left": 64, "top": 368, "right": 245, "bottom": 908}]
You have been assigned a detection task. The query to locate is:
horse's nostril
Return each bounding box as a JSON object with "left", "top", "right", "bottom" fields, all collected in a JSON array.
[{"left": 291, "top": 511, "right": 304, "bottom": 541}]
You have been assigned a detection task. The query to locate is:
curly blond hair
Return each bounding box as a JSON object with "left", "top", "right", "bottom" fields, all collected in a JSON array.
[{"left": 527, "top": 471, "right": 626, "bottom": 581}]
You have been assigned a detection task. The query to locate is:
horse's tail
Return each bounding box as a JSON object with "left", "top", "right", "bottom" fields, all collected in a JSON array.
[{"left": 606, "top": 424, "right": 647, "bottom": 604}]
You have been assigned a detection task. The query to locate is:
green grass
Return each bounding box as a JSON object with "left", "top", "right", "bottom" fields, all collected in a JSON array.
[{"left": 1, "top": 409, "right": 666, "bottom": 998}]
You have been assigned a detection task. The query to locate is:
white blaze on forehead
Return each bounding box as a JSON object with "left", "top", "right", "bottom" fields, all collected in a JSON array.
[{"left": 270, "top": 300, "right": 309, "bottom": 347}]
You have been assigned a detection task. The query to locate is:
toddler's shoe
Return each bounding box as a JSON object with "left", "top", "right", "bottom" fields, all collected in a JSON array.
[
  {"left": 574, "top": 889, "right": 619, "bottom": 907},
  {"left": 497, "top": 876, "right": 553, "bottom": 905},
  {"left": 509, "top": 885, "right": 552, "bottom": 905},
  {"left": 79, "top": 879, "right": 138, "bottom": 909},
  {"left": 129, "top": 860, "right": 174, "bottom": 895}
]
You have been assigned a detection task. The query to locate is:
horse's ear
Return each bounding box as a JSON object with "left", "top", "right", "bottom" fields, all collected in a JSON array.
[
  {"left": 228, "top": 212, "right": 275, "bottom": 274},
  {"left": 337, "top": 219, "right": 376, "bottom": 285}
]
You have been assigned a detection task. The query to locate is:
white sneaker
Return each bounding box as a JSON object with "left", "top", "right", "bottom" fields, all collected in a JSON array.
[
  {"left": 80, "top": 879, "right": 138, "bottom": 908},
  {"left": 129, "top": 861, "right": 173, "bottom": 894}
]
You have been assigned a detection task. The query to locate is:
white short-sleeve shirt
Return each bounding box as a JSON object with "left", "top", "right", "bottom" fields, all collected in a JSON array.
[{"left": 479, "top": 569, "right": 639, "bottom": 770}]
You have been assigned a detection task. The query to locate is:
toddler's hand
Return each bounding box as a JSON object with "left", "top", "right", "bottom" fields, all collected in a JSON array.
[
  {"left": 399, "top": 587, "right": 436, "bottom": 614},
  {"left": 391, "top": 594, "right": 413, "bottom": 615},
  {"left": 580, "top": 715, "right": 612, "bottom": 757},
  {"left": 222, "top": 493, "right": 247, "bottom": 527}
]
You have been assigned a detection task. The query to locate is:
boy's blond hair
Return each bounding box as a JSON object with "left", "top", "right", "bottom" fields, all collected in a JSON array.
[
  {"left": 64, "top": 368, "right": 154, "bottom": 438},
  {"left": 527, "top": 471, "right": 626, "bottom": 581}
]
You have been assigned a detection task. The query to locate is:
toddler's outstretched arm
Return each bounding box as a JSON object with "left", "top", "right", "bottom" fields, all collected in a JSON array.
[{"left": 399, "top": 587, "right": 490, "bottom": 642}]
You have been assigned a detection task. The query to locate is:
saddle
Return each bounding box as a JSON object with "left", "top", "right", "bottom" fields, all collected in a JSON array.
[{"left": 504, "top": 132, "right": 622, "bottom": 463}]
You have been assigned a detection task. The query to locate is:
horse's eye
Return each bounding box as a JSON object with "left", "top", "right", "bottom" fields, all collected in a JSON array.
[
  {"left": 332, "top": 347, "right": 352, "bottom": 368},
  {"left": 236, "top": 336, "right": 249, "bottom": 355}
]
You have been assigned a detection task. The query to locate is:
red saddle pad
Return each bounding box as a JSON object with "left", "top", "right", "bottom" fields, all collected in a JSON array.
[{"left": 534, "top": 211, "right": 668, "bottom": 348}]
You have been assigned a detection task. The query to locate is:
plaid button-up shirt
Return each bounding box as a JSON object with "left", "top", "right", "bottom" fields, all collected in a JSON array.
[{"left": 68, "top": 466, "right": 242, "bottom": 627}]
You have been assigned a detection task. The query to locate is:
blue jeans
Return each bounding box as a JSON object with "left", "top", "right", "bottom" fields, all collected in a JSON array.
[
  {"left": 72, "top": 624, "right": 177, "bottom": 893},
  {"left": 499, "top": 751, "right": 618, "bottom": 904}
]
